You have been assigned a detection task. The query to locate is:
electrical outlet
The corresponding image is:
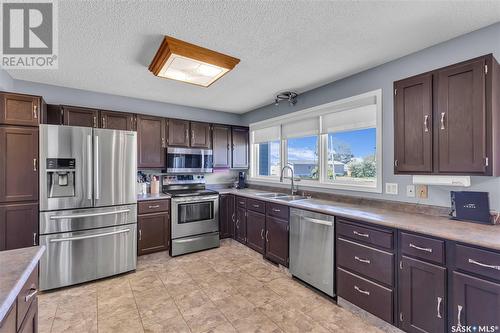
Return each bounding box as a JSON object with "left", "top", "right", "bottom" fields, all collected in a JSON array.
[
  {"left": 385, "top": 183, "right": 398, "bottom": 195},
  {"left": 406, "top": 185, "right": 415, "bottom": 198},
  {"left": 416, "top": 185, "right": 428, "bottom": 199}
]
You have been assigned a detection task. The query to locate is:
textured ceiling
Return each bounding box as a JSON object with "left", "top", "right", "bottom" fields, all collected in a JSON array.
[{"left": 7, "top": 1, "right": 500, "bottom": 113}]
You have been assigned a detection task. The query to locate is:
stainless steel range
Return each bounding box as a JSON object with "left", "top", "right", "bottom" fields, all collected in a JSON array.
[
  {"left": 163, "top": 175, "right": 219, "bottom": 256},
  {"left": 39, "top": 125, "right": 137, "bottom": 290}
]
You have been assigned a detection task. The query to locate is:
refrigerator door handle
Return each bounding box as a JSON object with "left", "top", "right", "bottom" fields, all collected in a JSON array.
[
  {"left": 87, "top": 135, "right": 93, "bottom": 201},
  {"left": 94, "top": 135, "right": 100, "bottom": 200}
]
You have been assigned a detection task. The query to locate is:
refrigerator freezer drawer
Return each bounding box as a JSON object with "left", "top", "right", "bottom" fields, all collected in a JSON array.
[
  {"left": 39, "top": 224, "right": 137, "bottom": 290},
  {"left": 40, "top": 204, "right": 137, "bottom": 234}
]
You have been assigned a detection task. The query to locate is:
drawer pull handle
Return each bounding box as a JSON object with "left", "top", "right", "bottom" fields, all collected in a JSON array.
[
  {"left": 266, "top": 230, "right": 269, "bottom": 242},
  {"left": 25, "top": 288, "right": 38, "bottom": 302},
  {"left": 261, "top": 229, "right": 264, "bottom": 240},
  {"left": 252, "top": 204, "right": 259, "bottom": 208},
  {"left": 353, "top": 230, "right": 369, "bottom": 238},
  {"left": 272, "top": 208, "right": 281, "bottom": 212},
  {"left": 354, "top": 256, "right": 371, "bottom": 264},
  {"left": 409, "top": 243, "right": 433, "bottom": 253},
  {"left": 468, "top": 258, "right": 500, "bottom": 271},
  {"left": 239, "top": 201, "right": 245, "bottom": 205},
  {"left": 148, "top": 205, "right": 160, "bottom": 209},
  {"left": 457, "top": 305, "right": 463, "bottom": 326},
  {"left": 437, "top": 296, "right": 443, "bottom": 319},
  {"left": 354, "top": 285, "right": 370, "bottom": 296}
]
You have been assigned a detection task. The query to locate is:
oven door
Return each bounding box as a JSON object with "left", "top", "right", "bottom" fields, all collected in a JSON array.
[
  {"left": 171, "top": 195, "right": 219, "bottom": 238},
  {"left": 166, "top": 147, "right": 213, "bottom": 173}
]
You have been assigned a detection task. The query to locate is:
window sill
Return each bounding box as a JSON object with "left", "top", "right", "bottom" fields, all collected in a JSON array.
[{"left": 248, "top": 177, "right": 382, "bottom": 194}]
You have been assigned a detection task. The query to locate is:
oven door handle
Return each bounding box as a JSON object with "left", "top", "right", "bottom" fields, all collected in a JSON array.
[{"left": 172, "top": 195, "right": 219, "bottom": 203}]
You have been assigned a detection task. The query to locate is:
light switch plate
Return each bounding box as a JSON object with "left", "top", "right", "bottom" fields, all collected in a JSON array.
[
  {"left": 385, "top": 183, "right": 398, "bottom": 195},
  {"left": 406, "top": 185, "right": 415, "bottom": 198}
]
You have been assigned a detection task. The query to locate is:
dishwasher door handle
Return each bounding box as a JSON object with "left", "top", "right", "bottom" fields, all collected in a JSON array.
[{"left": 302, "top": 216, "right": 333, "bottom": 227}]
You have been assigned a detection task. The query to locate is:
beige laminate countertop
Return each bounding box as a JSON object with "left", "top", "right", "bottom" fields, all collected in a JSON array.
[
  {"left": 136, "top": 193, "right": 171, "bottom": 201},
  {"left": 0, "top": 246, "right": 45, "bottom": 323},
  {"left": 217, "top": 188, "right": 500, "bottom": 251}
]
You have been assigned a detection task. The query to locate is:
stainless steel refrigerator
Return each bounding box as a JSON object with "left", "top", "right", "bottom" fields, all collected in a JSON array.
[{"left": 38, "top": 124, "right": 137, "bottom": 290}]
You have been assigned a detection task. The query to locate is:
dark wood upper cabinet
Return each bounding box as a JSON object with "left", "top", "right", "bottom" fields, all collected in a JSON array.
[
  {"left": 62, "top": 106, "right": 99, "bottom": 128},
  {"left": 168, "top": 119, "right": 190, "bottom": 147},
  {"left": 232, "top": 127, "right": 249, "bottom": 169},
  {"left": 0, "top": 202, "right": 38, "bottom": 251},
  {"left": 399, "top": 256, "right": 446, "bottom": 333},
  {"left": 219, "top": 194, "right": 235, "bottom": 239},
  {"left": 0, "top": 127, "right": 38, "bottom": 203},
  {"left": 394, "top": 74, "right": 433, "bottom": 173},
  {"left": 138, "top": 211, "right": 170, "bottom": 256},
  {"left": 100, "top": 110, "right": 135, "bottom": 131},
  {"left": 213, "top": 125, "right": 232, "bottom": 168},
  {"left": 246, "top": 210, "right": 265, "bottom": 254},
  {"left": 190, "top": 122, "right": 211, "bottom": 148},
  {"left": 394, "top": 54, "right": 500, "bottom": 175},
  {"left": 0, "top": 93, "right": 40, "bottom": 127},
  {"left": 235, "top": 206, "right": 247, "bottom": 244},
  {"left": 436, "top": 58, "right": 487, "bottom": 174},
  {"left": 136, "top": 115, "right": 166, "bottom": 168},
  {"left": 452, "top": 271, "right": 500, "bottom": 328},
  {"left": 265, "top": 216, "right": 289, "bottom": 266}
]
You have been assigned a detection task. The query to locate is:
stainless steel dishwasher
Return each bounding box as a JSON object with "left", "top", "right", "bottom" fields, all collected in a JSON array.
[{"left": 290, "top": 208, "right": 335, "bottom": 297}]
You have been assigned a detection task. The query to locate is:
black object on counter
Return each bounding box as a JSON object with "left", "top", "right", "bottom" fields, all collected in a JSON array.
[{"left": 450, "top": 191, "right": 492, "bottom": 224}]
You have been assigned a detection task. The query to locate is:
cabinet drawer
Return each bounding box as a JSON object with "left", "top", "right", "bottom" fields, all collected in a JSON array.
[
  {"left": 337, "top": 237, "right": 394, "bottom": 286},
  {"left": 455, "top": 244, "right": 500, "bottom": 281},
  {"left": 337, "top": 220, "right": 394, "bottom": 250},
  {"left": 236, "top": 197, "right": 246, "bottom": 209},
  {"left": 247, "top": 198, "right": 265, "bottom": 213},
  {"left": 16, "top": 266, "right": 38, "bottom": 331},
  {"left": 401, "top": 232, "right": 444, "bottom": 265},
  {"left": 138, "top": 199, "right": 169, "bottom": 214},
  {"left": 337, "top": 268, "right": 393, "bottom": 323},
  {"left": 266, "top": 202, "right": 288, "bottom": 220}
]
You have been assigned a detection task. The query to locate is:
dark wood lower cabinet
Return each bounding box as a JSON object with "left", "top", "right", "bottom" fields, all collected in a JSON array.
[
  {"left": 399, "top": 256, "right": 446, "bottom": 333},
  {"left": 265, "top": 216, "right": 288, "bottom": 266},
  {"left": 452, "top": 271, "right": 500, "bottom": 328},
  {"left": 235, "top": 207, "right": 247, "bottom": 244},
  {"left": 246, "top": 210, "right": 265, "bottom": 254},
  {"left": 0, "top": 203, "right": 38, "bottom": 251},
  {"left": 137, "top": 211, "right": 170, "bottom": 256},
  {"left": 219, "top": 194, "right": 235, "bottom": 239}
]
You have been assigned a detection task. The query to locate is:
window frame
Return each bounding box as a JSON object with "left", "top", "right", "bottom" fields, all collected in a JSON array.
[{"left": 249, "top": 89, "right": 382, "bottom": 193}]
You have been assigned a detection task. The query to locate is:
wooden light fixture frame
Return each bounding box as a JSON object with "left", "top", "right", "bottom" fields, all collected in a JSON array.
[{"left": 149, "top": 36, "right": 240, "bottom": 87}]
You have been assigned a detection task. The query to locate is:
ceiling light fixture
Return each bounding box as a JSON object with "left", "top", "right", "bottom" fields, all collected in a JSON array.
[
  {"left": 149, "top": 36, "right": 240, "bottom": 87},
  {"left": 275, "top": 91, "right": 298, "bottom": 106}
]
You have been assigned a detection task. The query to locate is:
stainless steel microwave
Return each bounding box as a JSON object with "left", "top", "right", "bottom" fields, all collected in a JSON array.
[{"left": 166, "top": 147, "right": 213, "bottom": 173}]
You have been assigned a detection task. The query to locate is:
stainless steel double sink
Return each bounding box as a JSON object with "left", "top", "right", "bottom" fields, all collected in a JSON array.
[{"left": 253, "top": 192, "right": 309, "bottom": 202}]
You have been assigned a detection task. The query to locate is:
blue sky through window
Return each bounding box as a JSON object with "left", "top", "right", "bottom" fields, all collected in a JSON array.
[{"left": 329, "top": 128, "right": 376, "bottom": 159}]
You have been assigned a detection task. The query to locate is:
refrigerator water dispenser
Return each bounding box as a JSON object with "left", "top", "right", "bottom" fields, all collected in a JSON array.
[{"left": 46, "top": 158, "right": 76, "bottom": 198}]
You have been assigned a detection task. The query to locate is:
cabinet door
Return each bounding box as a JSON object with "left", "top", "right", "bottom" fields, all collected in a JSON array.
[
  {"left": 0, "top": 127, "right": 38, "bottom": 203},
  {"left": 168, "top": 119, "right": 190, "bottom": 147},
  {"left": 394, "top": 74, "right": 433, "bottom": 173},
  {"left": 62, "top": 106, "right": 99, "bottom": 127},
  {"left": 190, "top": 122, "right": 211, "bottom": 148},
  {"left": 138, "top": 212, "right": 170, "bottom": 255},
  {"left": 235, "top": 207, "right": 247, "bottom": 244},
  {"left": 136, "top": 115, "right": 166, "bottom": 168},
  {"left": 100, "top": 111, "right": 135, "bottom": 131},
  {"left": 219, "top": 194, "right": 234, "bottom": 239},
  {"left": 399, "top": 256, "right": 446, "bottom": 333},
  {"left": 0, "top": 203, "right": 38, "bottom": 251},
  {"left": 232, "top": 127, "right": 249, "bottom": 169},
  {"left": 437, "top": 58, "right": 487, "bottom": 173},
  {"left": 265, "top": 216, "right": 289, "bottom": 266},
  {"left": 452, "top": 271, "right": 500, "bottom": 328},
  {"left": 246, "top": 210, "right": 265, "bottom": 254},
  {"left": 0, "top": 93, "right": 40, "bottom": 126},
  {"left": 213, "top": 125, "right": 231, "bottom": 168},
  {"left": 18, "top": 298, "right": 37, "bottom": 333}
]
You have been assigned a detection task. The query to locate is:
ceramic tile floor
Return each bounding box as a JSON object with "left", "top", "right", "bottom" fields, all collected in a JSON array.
[{"left": 38, "top": 240, "right": 384, "bottom": 333}]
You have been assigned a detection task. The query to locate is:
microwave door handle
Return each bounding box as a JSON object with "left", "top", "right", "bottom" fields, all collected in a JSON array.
[{"left": 87, "top": 135, "right": 92, "bottom": 201}]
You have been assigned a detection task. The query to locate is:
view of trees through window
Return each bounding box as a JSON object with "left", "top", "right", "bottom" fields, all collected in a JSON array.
[{"left": 327, "top": 128, "right": 376, "bottom": 185}]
